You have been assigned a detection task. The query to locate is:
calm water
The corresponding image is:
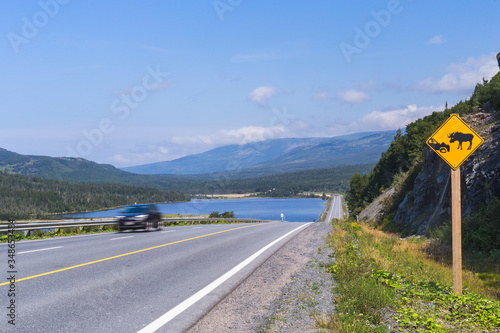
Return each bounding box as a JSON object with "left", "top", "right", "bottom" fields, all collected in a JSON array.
[{"left": 65, "top": 198, "right": 327, "bottom": 222}]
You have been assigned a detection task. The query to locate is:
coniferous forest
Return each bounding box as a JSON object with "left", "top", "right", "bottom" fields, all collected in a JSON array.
[
  {"left": 0, "top": 171, "right": 188, "bottom": 220},
  {"left": 0, "top": 161, "right": 375, "bottom": 220}
]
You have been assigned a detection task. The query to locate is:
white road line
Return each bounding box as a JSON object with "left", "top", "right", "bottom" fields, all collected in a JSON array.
[
  {"left": 137, "top": 222, "right": 312, "bottom": 333},
  {"left": 161, "top": 230, "right": 176, "bottom": 233},
  {"left": 18, "top": 246, "right": 63, "bottom": 254},
  {"left": 110, "top": 236, "right": 134, "bottom": 241},
  {"left": 191, "top": 227, "right": 203, "bottom": 229}
]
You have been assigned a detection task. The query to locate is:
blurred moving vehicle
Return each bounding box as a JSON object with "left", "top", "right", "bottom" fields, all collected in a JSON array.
[{"left": 116, "top": 204, "right": 162, "bottom": 232}]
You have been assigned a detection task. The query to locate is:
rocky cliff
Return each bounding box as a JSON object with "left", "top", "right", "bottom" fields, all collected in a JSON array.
[{"left": 393, "top": 111, "right": 500, "bottom": 235}]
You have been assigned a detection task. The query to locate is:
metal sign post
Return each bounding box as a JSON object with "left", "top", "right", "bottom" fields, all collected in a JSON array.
[{"left": 427, "top": 114, "right": 483, "bottom": 295}]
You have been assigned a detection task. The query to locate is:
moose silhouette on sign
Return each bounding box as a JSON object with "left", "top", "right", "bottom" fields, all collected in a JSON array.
[{"left": 448, "top": 132, "right": 473, "bottom": 150}]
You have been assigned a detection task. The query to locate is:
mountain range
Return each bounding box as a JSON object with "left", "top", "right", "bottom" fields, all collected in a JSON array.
[
  {"left": 121, "top": 131, "right": 396, "bottom": 176},
  {"left": 0, "top": 130, "right": 395, "bottom": 193}
]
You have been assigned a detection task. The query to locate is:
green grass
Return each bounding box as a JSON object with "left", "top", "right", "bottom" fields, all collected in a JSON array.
[
  {"left": 0, "top": 225, "right": 118, "bottom": 242},
  {"left": 320, "top": 219, "right": 500, "bottom": 332}
]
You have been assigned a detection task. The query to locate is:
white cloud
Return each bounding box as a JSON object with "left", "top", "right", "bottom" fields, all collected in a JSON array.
[
  {"left": 248, "top": 86, "right": 281, "bottom": 106},
  {"left": 329, "top": 104, "right": 442, "bottom": 134},
  {"left": 413, "top": 53, "right": 498, "bottom": 93},
  {"left": 356, "top": 105, "right": 440, "bottom": 130},
  {"left": 111, "top": 154, "right": 139, "bottom": 165},
  {"left": 336, "top": 89, "right": 371, "bottom": 104},
  {"left": 172, "top": 125, "right": 286, "bottom": 147},
  {"left": 111, "top": 125, "right": 288, "bottom": 167},
  {"left": 427, "top": 34, "right": 447, "bottom": 45},
  {"left": 359, "top": 79, "right": 379, "bottom": 91},
  {"left": 313, "top": 91, "right": 331, "bottom": 101},
  {"left": 219, "top": 125, "right": 287, "bottom": 144},
  {"left": 110, "top": 146, "right": 170, "bottom": 166}
]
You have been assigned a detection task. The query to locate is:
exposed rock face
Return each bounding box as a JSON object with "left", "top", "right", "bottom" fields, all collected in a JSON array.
[
  {"left": 359, "top": 187, "right": 395, "bottom": 221},
  {"left": 394, "top": 111, "right": 500, "bottom": 235}
]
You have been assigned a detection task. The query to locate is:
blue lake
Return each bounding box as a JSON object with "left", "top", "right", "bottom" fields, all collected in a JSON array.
[{"left": 65, "top": 198, "right": 327, "bottom": 222}]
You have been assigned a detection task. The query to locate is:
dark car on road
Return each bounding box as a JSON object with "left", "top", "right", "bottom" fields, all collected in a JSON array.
[{"left": 116, "top": 204, "right": 163, "bottom": 232}]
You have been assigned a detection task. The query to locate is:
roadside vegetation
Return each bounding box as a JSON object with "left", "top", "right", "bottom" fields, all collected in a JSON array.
[
  {"left": 321, "top": 219, "right": 500, "bottom": 332},
  {"left": 428, "top": 197, "right": 500, "bottom": 292},
  {"left": 208, "top": 211, "right": 235, "bottom": 218},
  {"left": 318, "top": 199, "right": 333, "bottom": 222},
  {"left": 344, "top": 72, "right": 500, "bottom": 307},
  {"left": 0, "top": 225, "right": 118, "bottom": 242}
]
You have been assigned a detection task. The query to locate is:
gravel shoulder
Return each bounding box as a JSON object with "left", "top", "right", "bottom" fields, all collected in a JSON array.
[{"left": 187, "top": 222, "right": 335, "bottom": 332}]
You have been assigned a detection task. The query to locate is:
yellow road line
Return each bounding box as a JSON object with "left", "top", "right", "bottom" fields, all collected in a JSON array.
[{"left": 0, "top": 224, "right": 260, "bottom": 286}]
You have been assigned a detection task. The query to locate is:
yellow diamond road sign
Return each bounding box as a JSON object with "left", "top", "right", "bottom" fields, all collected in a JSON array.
[{"left": 426, "top": 114, "right": 483, "bottom": 170}]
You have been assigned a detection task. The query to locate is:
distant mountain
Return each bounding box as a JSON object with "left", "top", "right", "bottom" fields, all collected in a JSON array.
[
  {"left": 122, "top": 131, "right": 396, "bottom": 176},
  {"left": 0, "top": 130, "right": 394, "bottom": 193},
  {"left": 0, "top": 144, "right": 379, "bottom": 195},
  {"left": 0, "top": 148, "right": 135, "bottom": 183}
]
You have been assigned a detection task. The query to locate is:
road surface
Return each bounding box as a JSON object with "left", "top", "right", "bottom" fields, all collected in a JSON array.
[
  {"left": 0, "top": 222, "right": 311, "bottom": 333},
  {"left": 325, "top": 195, "right": 343, "bottom": 222}
]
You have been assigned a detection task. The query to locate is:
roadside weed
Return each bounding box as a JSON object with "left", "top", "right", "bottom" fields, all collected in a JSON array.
[{"left": 326, "top": 220, "right": 500, "bottom": 332}]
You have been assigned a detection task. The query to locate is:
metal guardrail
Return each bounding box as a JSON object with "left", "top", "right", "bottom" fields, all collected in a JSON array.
[
  {"left": 0, "top": 219, "right": 117, "bottom": 236},
  {"left": 162, "top": 218, "right": 267, "bottom": 224},
  {"left": 0, "top": 218, "right": 274, "bottom": 235}
]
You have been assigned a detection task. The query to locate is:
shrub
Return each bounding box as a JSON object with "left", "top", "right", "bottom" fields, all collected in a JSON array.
[{"left": 209, "top": 211, "right": 235, "bottom": 218}]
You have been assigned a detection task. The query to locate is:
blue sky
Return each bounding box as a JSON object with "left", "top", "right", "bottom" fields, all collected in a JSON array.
[{"left": 1, "top": 0, "right": 498, "bottom": 167}]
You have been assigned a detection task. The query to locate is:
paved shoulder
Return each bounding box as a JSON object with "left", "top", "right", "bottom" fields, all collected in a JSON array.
[{"left": 187, "top": 222, "right": 334, "bottom": 332}]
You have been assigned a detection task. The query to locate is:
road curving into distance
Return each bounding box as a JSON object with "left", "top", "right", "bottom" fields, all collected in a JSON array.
[{"left": 0, "top": 222, "right": 311, "bottom": 333}]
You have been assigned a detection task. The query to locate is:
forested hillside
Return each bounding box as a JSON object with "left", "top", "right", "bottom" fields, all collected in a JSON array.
[
  {"left": 0, "top": 171, "right": 188, "bottom": 220},
  {"left": 347, "top": 72, "right": 500, "bottom": 232},
  {"left": 193, "top": 163, "right": 375, "bottom": 196},
  {"left": 0, "top": 149, "right": 136, "bottom": 183}
]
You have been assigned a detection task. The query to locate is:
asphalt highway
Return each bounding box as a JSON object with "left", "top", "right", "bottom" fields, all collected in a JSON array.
[
  {"left": 0, "top": 222, "right": 311, "bottom": 333},
  {"left": 325, "top": 194, "right": 343, "bottom": 222}
]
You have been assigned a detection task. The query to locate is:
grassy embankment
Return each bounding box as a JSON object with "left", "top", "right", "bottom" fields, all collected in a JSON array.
[{"left": 317, "top": 219, "right": 500, "bottom": 332}]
